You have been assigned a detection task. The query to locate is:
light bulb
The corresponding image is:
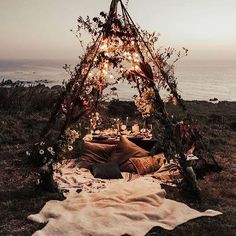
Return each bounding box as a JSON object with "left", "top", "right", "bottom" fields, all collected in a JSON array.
[
  {"left": 100, "top": 43, "right": 108, "bottom": 51},
  {"left": 102, "top": 69, "right": 107, "bottom": 75}
]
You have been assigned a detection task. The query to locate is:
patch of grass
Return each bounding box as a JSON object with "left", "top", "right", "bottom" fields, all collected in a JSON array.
[{"left": 0, "top": 88, "right": 236, "bottom": 235}]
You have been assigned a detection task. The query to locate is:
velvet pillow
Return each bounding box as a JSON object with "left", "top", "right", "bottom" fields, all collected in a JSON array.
[
  {"left": 92, "top": 162, "right": 123, "bottom": 179},
  {"left": 78, "top": 142, "right": 116, "bottom": 170},
  {"left": 108, "top": 136, "right": 150, "bottom": 166},
  {"left": 130, "top": 153, "right": 166, "bottom": 175},
  {"left": 120, "top": 160, "right": 137, "bottom": 173}
]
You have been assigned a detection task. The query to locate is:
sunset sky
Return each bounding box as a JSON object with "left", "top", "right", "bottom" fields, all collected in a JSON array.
[{"left": 1, "top": 0, "right": 236, "bottom": 60}]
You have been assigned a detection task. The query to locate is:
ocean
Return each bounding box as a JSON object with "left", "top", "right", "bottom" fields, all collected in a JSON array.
[{"left": 0, "top": 59, "right": 236, "bottom": 101}]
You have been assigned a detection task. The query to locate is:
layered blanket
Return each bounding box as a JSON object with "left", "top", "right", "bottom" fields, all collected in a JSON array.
[
  {"left": 52, "top": 159, "right": 182, "bottom": 195},
  {"left": 28, "top": 177, "right": 221, "bottom": 236}
]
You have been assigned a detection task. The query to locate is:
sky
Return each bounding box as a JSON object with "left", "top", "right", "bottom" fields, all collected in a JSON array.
[{"left": 0, "top": 0, "right": 236, "bottom": 61}]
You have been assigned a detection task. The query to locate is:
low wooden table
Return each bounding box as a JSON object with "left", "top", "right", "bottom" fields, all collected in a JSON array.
[{"left": 90, "top": 136, "right": 162, "bottom": 152}]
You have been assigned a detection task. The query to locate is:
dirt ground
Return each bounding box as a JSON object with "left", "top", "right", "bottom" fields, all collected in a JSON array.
[{"left": 0, "top": 94, "right": 236, "bottom": 235}]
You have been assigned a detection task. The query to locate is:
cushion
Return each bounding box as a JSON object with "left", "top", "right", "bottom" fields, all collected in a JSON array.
[
  {"left": 92, "top": 162, "right": 123, "bottom": 179},
  {"left": 78, "top": 142, "right": 116, "bottom": 170},
  {"left": 108, "top": 136, "right": 150, "bottom": 166},
  {"left": 120, "top": 160, "right": 137, "bottom": 173},
  {"left": 130, "top": 153, "right": 166, "bottom": 175}
]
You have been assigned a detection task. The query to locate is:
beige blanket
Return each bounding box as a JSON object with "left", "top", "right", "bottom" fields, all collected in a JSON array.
[
  {"left": 52, "top": 159, "right": 140, "bottom": 195},
  {"left": 52, "top": 159, "right": 182, "bottom": 196},
  {"left": 28, "top": 178, "right": 221, "bottom": 236}
]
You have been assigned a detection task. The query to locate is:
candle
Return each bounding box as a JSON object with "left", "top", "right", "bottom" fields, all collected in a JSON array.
[
  {"left": 132, "top": 124, "right": 139, "bottom": 133},
  {"left": 125, "top": 117, "right": 129, "bottom": 126}
]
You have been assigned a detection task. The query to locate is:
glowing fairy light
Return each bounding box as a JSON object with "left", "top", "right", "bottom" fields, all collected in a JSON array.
[
  {"left": 100, "top": 43, "right": 108, "bottom": 51},
  {"left": 102, "top": 69, "right": 108, "bottom": 75},
  {"left": 110, "top": 74, "right": 114, "bottom": 79},
  {"left": 88, "top": 72, "right": 93, "bottom": 77},
  {"left": 127, "top": 55, "right": 132, "bottom": 60}
]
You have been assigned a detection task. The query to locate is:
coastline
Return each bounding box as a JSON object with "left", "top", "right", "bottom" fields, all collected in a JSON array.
[{"left": 1, "top": 56, "right": 236, "bottom": 101}]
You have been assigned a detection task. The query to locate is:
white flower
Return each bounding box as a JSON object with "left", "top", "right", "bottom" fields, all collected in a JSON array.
[
  {"left": 50, "top": 151, "right": 55, "bottom": 156},
  {"left": 39, "top": 149, "right": 44, "bottom": 155},
  {"left": 47, "top": 147, "right": 53, "bottom": 152},
  {"left": 26, "top": 151, "right": 31, "bottom": 156},
  {"left": 68, "top": 146, "right": 73, "bottom": 151}
]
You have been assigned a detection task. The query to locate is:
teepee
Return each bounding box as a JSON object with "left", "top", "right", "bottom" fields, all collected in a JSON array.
[{"left": 42, "top": 0, "right": 204, "bottom": 195}]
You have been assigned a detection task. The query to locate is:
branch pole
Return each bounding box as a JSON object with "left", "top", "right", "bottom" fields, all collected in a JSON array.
[{"left": 120, "top": 1, "right": 200, "bottom": 197}]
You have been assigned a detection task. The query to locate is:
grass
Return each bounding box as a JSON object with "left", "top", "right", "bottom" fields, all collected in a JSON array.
[{"left": 0, "top": 86, "right": 235, "bottom": 235}]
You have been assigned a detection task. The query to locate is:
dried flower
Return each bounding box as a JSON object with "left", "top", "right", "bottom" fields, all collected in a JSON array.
[
  {"left": 42, "top": 156, "right": 47, "bottom": 164},
  {"left": 26, "top": 151, "right": 31, "bottom": 156},
  {"left": 68, "top": 146, "right": 73, "bottom": 151},
  {"left": 135, "top": 88, "right": 154, "bottom": 118}
]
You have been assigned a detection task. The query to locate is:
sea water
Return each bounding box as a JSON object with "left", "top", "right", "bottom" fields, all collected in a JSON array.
[{"left": 0, "top": 59, "right": 235, "bottom": 101}]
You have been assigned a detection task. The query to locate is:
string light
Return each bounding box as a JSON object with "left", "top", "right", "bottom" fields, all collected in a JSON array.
[
  {"left": 100, "top": 43, "right": 108, "bottom": 51},
  {"left": 127, "top": 55, "right": 132, "bottom": 60},
  {"left": 102, "top": 69, "right": 108, "bottom": 75}
]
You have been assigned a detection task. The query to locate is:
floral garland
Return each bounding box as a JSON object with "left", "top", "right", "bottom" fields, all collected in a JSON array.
[{"left": 134, "top": 88, "right": 155, "bottom": 118}]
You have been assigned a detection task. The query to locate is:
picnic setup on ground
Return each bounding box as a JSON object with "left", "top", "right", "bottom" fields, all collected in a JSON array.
[{"left": 27, "top": 0, "right": 222, "bottom": 235}]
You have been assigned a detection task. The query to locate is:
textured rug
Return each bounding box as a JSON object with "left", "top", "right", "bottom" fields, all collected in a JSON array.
[{"left": 28, "top": 177, "right": 221, "bottom": 236}]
